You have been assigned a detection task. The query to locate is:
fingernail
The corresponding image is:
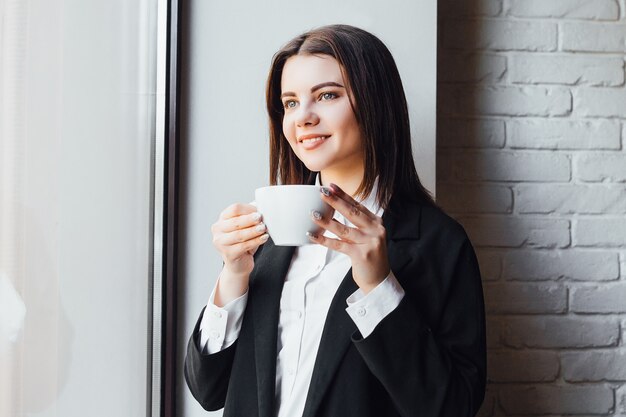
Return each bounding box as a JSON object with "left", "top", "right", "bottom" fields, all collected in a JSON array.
[
  {"left": 252, "top": 212, "right": 262, "bottom": 220},
  {"left": 311, "top": 210, "right": 322, "bottom": 220},
  {"left": 329, "top": 182, "right": 341, "bottom": 194},
  {"left": 255, "top": 223, "right": 266, "bottom": 232},
  {"left": 320, "top": 186, "right": 331, "bottom": 197},
  {"left": 260, "top": 233, "right": 269, "bottom": 241},
  {"left": 306, "top": 231, "right": 318, "bottom": 239}
]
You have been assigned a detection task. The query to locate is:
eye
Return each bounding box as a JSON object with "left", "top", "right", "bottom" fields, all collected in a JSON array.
[
  {"left": 283, "top": 100, "right": 297, "bottom": 110},
  {"left": 319, "top": 92, "right": 337, "bottom": 101}
]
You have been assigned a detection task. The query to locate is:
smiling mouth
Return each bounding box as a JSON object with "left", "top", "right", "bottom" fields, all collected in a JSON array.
[{"left": 299, "top": 135, "right": 330, "bottom": 144}]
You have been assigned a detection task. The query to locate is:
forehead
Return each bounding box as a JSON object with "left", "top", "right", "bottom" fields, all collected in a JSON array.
[{"left": 281, "top": 54, "right": 345, "bottom": 91}]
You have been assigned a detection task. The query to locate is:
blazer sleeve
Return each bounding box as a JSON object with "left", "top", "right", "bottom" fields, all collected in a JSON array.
[
  {"left": 352, "top": 231, "right": 486, "bottom": 417},
  {"left": 185, "top": 241, "right": 266, "bottom": 411},
  {"left": 184, "top": 306, "right": 238, "bottom": 411}
]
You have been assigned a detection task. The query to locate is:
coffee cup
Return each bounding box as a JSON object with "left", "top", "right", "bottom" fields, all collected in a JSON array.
[{"left": 254, "top": 185, "right": 333, "bottom": 246}]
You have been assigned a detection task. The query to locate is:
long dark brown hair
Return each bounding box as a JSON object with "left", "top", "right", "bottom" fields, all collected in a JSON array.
[{"left": 266, "top": 24, "right": 434, "bottom": 210}]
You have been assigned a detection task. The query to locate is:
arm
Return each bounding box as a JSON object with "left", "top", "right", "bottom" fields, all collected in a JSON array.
[
  {"left": 198, "top": 283, "right": 248, "bottom": 354},
  {"left": 185, "top": 247, "right": 261, "bottom": 410},
  {"left": 345, "top": 270, "right": 405, "bottom": 338},
  {"left": 184, "top": 306, "right": 239, "bottom": 411},
  {"left": 352, "top": 236, "right": 486, "bottom": 417}
]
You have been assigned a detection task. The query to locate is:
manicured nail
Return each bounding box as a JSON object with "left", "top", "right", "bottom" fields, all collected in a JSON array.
[
  {"left": 252, "top": 212, "right": 262, "bottom": 220},
  {"left": 260, "top": 233, "right": 269, "bottom": 241},
  {"left": 255, "top": 223, "right": 266, "bottom": 232},
  {"left": 311, "top": 210, "right": 322, "bottom": 220},
  {"left": 306, "top": 231, "right": 318, "bottom": 239},
  {"left": 320, "top": 186, "right": 331, "bottom": 197}
]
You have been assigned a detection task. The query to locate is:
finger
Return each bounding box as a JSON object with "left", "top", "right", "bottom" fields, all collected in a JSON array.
[
  {"left": 218, "top": 222, "right": 267, "bottom": 247},
  {"left": 215, "top": 210, "right": 263, "bottom": 234},
  {"left": 306, "top": 231, "right": 352, "bottom": 256},
  {"left": 222, "top": 232, "right": 270, "bottom": 260},
  {"left": 320, "top": 185, "right": 376, "bottom": 229},
  {"left": 310, "top": 212, "right": 363, "bottom": 243},
  {"left": 219, "top": 203, "right": 258, "bottom": 221}
]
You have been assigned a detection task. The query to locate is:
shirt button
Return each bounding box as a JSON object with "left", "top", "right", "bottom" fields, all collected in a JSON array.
[
  {"left": 356, "top": 307, "right": 367, "bottom": 317},
  {"left": 287, "top": 368, "right": 295, "bottom": 376},
  {"left": 213, "top": 311, "right": 222, "bottom": 319},
  {"left": 210, "top": 330, "right": 221, "bottom": 339}
]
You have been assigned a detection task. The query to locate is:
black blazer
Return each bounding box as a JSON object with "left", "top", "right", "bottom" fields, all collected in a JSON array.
[{"left": 185, "top": 192, "right": 486, "bottom": 417}]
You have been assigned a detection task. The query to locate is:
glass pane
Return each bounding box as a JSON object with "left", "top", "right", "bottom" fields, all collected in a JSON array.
[{"left": 0, "top": 1, "right": 158, "bottom": 416}]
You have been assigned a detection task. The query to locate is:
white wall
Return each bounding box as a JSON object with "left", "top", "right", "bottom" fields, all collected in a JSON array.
[
  {"left": 178, "top": 1, "right": 437, "bottom": 415},
  {"left": 437, "top": 0, "right": 626, "bottom": 415},
  {"left": 0, "top": 1, "right": 157, "bottom": 416}
]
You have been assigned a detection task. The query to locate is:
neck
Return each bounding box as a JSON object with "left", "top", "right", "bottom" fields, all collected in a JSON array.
[{"left": 320, "top": 163, "right": 365, "bottom": 199}]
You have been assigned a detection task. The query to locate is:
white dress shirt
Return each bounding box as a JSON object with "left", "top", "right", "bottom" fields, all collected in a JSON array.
[{"left": 198, "top": 175, "right": 405, "bottom": 417}]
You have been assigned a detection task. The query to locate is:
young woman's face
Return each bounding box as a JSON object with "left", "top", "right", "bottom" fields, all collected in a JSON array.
[{"left": 280, "top": 54, "right": 364, "bottom": 176}]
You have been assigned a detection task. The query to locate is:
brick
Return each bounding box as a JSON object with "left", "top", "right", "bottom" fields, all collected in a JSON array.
[
  {"left": 486, "top": 318, "right": 502, "bottom": 348},
  {"left": 508, "top": 119, "right": 621, "bottom": 150},
  {"left": 504, "top": 250, "right": 620, "bottom": 281},
  {"left": 562, "top": 22, "right": 626, "bottom": 52},
  {"left": 453, "top": 151, "right": 570, "bottom": 182},
  {"left": 436, "top": 152, "right": 455, "bottom": 182},
  {"left": 562, "top": 350, "right": 626, "bottom": 381},
  {"left": 570, "top": 283, "right": 626, "bottom": 313},
  {"left": 443, "top": 19, "right": 557, "bottom": 51},
  {"left": 503, "top": 316, "right": 620, "bottom": 348},
  {"left": 439, "top": 53, "right": 506, "bottom": 83},
  {"left": 575, "top": 88, "right": 626, "bottom": 118},
  {"left": 442, "top": 86, "right": 572, "bottom": 117},
  {"left": 488, "top": 351, "right": 559, "bottom": 382},
  {"left": 500, "top": 385, "right": 614, "bottom": 414},
  {"left": 476, "top": 250, "right": 502, "bottom": 281},
  {"left": 618, "top": 384, "right": 626, "bottom": 414},
  {"left": 460, "top": 216, "right": 570, "bottom": 248},
  {"left": 437, "top": 184, "right": 512, "bottom": 214},
  {"left": 484, "top": 283, "right": 567, "bottom": 314},
  {"left": 507, "top": 0, "right": 619, "bottom": 20},
  {"left": 439, "top": 0, "right": 502, "bottom": 17},
  {"left": 577, "top": 153, "right": 626, "bottom": 182},
  {"left": 516, "top": 185, "right": 626, "bottom": 214},
  {"left": 575, "top": 218, "right": 626, "bottom": 247},
  {"left": 438, "top": 118, "right": 505, "bottom": 148},
  {"left": 510, "top": 54, "right": 624, "bottom": 86}
]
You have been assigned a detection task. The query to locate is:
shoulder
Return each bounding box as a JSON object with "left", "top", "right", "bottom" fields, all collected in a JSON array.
[
  {"left": 392, "top": 194, "right": 470, "bottom": 245},
  {"left": 420, "top": 203, "right": 469, "bottom": 244}
]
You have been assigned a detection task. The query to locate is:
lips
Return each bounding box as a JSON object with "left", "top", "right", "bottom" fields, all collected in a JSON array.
[
  {"left": 298, "top": 134, "right": 331, "bottom": 150},
  {"left": 298, "top": 134, "right": 331, "bottom": 143}
]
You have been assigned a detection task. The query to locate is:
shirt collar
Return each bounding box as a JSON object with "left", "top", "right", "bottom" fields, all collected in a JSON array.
[{"left": 314, "top": 173, "right": 384, "bottom": 219}]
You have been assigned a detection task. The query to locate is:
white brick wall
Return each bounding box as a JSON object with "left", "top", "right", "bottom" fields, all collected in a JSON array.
[{"left": 437, "top": 0, "right": 626, "bottom": 415}]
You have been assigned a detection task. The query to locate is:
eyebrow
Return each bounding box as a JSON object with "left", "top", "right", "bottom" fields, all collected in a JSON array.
[{"left": 280, "top": 81, "right": 345, "bottom": 100}]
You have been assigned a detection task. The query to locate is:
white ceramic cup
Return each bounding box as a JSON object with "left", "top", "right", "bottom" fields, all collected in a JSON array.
[{"left": 254, "top": 185, "right": 333, "bottom": 246}]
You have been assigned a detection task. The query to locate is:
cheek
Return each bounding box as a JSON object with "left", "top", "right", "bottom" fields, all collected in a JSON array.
[
  {"left": 282, "top": 116, "right": 295, "bottom": 141},
  {"left": 336, "top": 110, "right": 360, "bottom": 139}
]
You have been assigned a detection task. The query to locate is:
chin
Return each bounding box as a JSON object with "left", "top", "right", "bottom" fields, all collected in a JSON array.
[{"left": 299, "top": 157, "right": 333, "bottom": 173}]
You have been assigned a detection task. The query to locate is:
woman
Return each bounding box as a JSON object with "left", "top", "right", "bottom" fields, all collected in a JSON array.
[{"left": 185, "top": 24, "right": 486, "bottom": 417}]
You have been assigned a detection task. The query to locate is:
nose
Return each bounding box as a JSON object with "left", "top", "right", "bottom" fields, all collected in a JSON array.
[{"left": 295, "top": 101, "right": 319, "bottom": 127}]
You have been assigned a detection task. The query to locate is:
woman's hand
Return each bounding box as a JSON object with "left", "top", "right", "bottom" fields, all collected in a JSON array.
[
  {"left": 307, "top": 183, "right": 390, "bottom": 294},
  {"left": 211, "top": 203, "right": 269, "bottom": 306}
]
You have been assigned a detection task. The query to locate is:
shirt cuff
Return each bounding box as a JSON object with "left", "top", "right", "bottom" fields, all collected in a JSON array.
[
  {"left": 198, "top": 282, "right": 248, "bottom": 354},
  {"left": 345, "top": 270, "right": 405, "bottom": 338}
]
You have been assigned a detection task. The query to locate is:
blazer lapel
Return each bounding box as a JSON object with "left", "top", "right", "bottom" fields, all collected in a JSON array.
[
  {"left": 301, "top": 195, "right": 422, "bottom": 417},
  {"left": 251, "top": 238, "right": 295, "bottom": 417}
]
